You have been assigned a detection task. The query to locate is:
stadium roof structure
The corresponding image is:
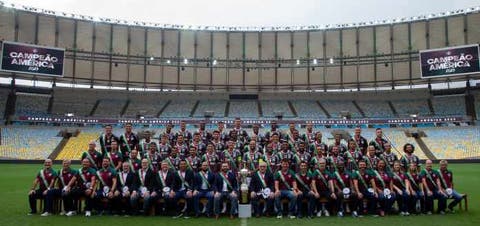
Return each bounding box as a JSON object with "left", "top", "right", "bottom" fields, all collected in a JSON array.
[{"left": 0, "top": 1, "right": 480, "bottom": 91}]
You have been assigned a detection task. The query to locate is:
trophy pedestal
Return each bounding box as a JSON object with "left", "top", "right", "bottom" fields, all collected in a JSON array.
[{"left": 238, "top": 204, "right": 252, "bottom": 218}]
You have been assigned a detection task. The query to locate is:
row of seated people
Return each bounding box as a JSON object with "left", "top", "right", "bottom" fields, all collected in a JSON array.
[{"left": 29, "top": 156, "right": 464, "bottom": 218}]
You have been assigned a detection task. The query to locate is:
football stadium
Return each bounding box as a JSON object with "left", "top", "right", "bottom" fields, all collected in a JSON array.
[{"left": 0, "top": 0, "right": 479, "bottom": 226}]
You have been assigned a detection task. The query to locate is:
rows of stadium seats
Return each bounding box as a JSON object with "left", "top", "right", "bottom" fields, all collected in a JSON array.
[
  {"left": 193, "top": 100, "right": 227, "bottom": 118},
  {"left": 228, "top": 100, "right": 259, "bottom": 118},
  {"left": 432, "top": 96, "right": 466, "bottom": 116},
  {"left": 422, "top": 127, "right": 480, "bottom": 159},
  {"left": 391, "top": 99, "right": 431, "bottom": 117},
  {"left": 93, "top": 99, "right": 126, "bottom": 118},
  {"left": 291, "top": 100, "right": 328, "bottom": 119},
  {"left": 56, "top": 128, "right": 100, "bottom": 160},
  {"left": 356, "top": 101, "right": 394, "bottom": 118},
  {"left": 15, "top": 94, "right": 51, "bottom": 117},
  {"left": 260, "top": 100, "right": 294, "bottom": 118},
  {"left": 0, "top": 126, "right": 62, "bottom": 160},
  {"left": 382, "top": 129, "right": 428, "bottom": 160},
  {"left": 123, "top": 100, "right": 168, "bottom": 118},
  {"left": 321, "top": 101, "right": 362, "bottom": 118},
  {"left": 160, "top": 100, "right": 197, "bottom": 118}
]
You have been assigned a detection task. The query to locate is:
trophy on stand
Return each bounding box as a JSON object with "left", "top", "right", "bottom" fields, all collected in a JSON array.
[{"left": 238, "top": 168, "right": 251, "bottom": 218}]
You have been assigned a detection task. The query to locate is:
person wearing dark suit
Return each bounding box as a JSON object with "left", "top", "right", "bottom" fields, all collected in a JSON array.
[
  {"left": 156, "top": 161, "right": 176, "bottom": 215},
  {"left": 249, "top": 161, "right": 275, "bottom": 217},
  {"left": 213, "top": 162, "right": 238, "bottom": 219},
  {"left": 116, "top": 162, "right": 138, "bottom": 215},
  {"left": 172, "top": 160, "right": 195, "bottom": 218},
  {"left": 134, "top": 159, "right": 158, "bottom": 215},
  {"left": 193, "top": 161, "right": 216, "bottom": 217}
]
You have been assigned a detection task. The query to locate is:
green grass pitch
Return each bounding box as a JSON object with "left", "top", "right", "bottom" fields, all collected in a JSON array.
[{"left": 0, "top": 163, "right": 478, "bottom": 226}]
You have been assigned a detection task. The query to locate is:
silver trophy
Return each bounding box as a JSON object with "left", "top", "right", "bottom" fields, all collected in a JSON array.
[{"left": 240, "top": 168, "right": 249, "bottom": 204}]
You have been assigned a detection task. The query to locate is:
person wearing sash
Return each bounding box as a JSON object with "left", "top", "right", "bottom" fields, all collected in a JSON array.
[
  {"left": 363, "top": 145, "right": 379, "bottom": 170},
  {"left": 293, "top": 142, "right": 312, "bottom": 172},
  {"left": 127, "top": 149, "right": 141, "bottom": 172},
  {"left": 420, "top": 159, "right": 446, "bottom": 215},
  {"left": 263, "top": 144, "right": 280, "bottom": 174},
  {"left": 302, "top": 122, "right": 315, "bottom": 145},
  {"left": 105, "top": 140, "right": 123, "bottom": 172},
  {"left": 186, "top": 146, "right": 202, "bottom": 173},
  {"left": 43, "top": 159, "right": 77, "bottom": 216},
  {"left": 156, "top": 161, "right": 175, "bottom": 216},
  {"left": 212, "top": 130, "right": 226, "bottom": 156},
  {"left": 326, "top": 146, "right": 344, "bottom": 173},
  {"left": 436, "top": 160, "right": 463, "bottom": 213},
  {"left": 352, "top": 160, "right": 378, "bottom": 216},
  {"left": 172, "top": 160, "right": 195, "bottom": 218},
  {"left": 310, "top": 147, "right": 327, "bottom": 171},
  {"left": 81, "top": 141, "right": 103, "bottom": 169},
  {"left": 289, "top": 130, "right": 304, "bottom": 150},
  {"left": 310, "top": 158, "right": 335, "bottom": 217},
  {"left": 213, "top": 162, "right": 239, "bottom": 219},
  {"left": 166, "top": 148, "right": 182, "bottom": 171},
  {"left": 406, "top": 162, "right": 425, "bottom": 214},
  {"left": 231, "top": 117, "right": 249, "bottom": 143},
  {"left": 328, "top": 134, "right": 347, "bottom": 155},
  {"left": 251, "top": 124, "right": 266, "bottom": 149},
  {"left": 265, "top": 121, "right": 281, "bottom": 142},
  {"left": 391, "top": 160, "right": 411, "bottom": 216},
  {"left": 135, "top": 159, "right": 158, "bottom": 215},
  {"left": 158, "top": 134, "right": 172, "bottom": 160},
  {"left": 99, "top": 124, "right": 120, "bottom": 155},
  {"left": 163, "top": 123, "right": 176, "bottom": 144},
  {"left": 119, "top": 123, "right": 139, "bottom": 160},
  {"left": 69, "top": 158, "right": 96, "bottom": 217},
  {"left": 249, "top": 161, "right": 274, "bottom": 217},
  {"left": 139, "top": 130, "right": 157, "bottom": 156},
  {"left": 332, "top": 162, "right": 357, "bottom": 217},
  {"left": 373, "top": 160, "right": 395, "bottom": 216},
  {"left": 242, "top": 140, "right": 263, "bottom": 173},
  {"left": 400, "top": 143, "right": 420, "bottom": 172},
  {"left": 193, "top": 161, "right": 215, "bottom": 217},
  {"left": 294, "top": 161, "right": 315, "bottom": 218},
  {"left": 343, "top": 139, "right": 362, "bottom": 173},
  {"left": 268, "top": 133, "right": 282, "bottom": 154},
  {"left": 220, "top": 141, "right": 242, "bottom": 174},
  {"left": 143, "top": 143, "right": 160, "bottom": 172},
  {"left": 274, "top": 159, "right": 298, "bottom": 219},
  {"left": 216, "top": 121, "right": 229, "bottom": 143},
  {"left": 369, "top": 128, "right": 387, "bottom": 157},
  {"left": 175, "top": 121, "right": 192, "bottom": 143},
  {"left": 28, "top": 159, "right": 57, "bottom": 215},
  {"left": 174, "top": 134, "right": 190, "bottom": 159},
  {"left": 380, "top": 143, "right": 398, "bottom": 172},
  {"left": 116, "top": 162, "right": 138, "bottom": 216},
  {"left": 311, "top": 132, "right": 328, "bottom": 156},
  {"left": 190, "top": 132, "right": 207, "bottom": 157},
  {"left": 95, "top": 158, "right": 119, "bottom": 215},
  {"left": 197, "top": 121, "right": 211, "bottom": 144},
  {"left": 229, "top": 131, "right": 246, "bottom": 153},
  {"left": 276, "top": 141, "right": 294, "bottom": 167},
  {"left": 353, "top": 127, "right": 368, "bottom": 155},
  {"left": 202, "top": 143, "right": 220, "bottom": 173},
  {"left": 283, "top": 122, "right": 296, "bottom": 142}
]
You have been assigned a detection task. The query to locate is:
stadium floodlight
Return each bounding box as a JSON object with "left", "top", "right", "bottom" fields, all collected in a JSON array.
[
  {"left": 212, "top": 60, "right": 217, "bottom": 66},
  {"left": 329, "top": 58, "right": 334, "bottom": 64},
  {"left": 296, "top": 59, "right": 300, "bottom": 65},
  {"left": 313, "top": 59, "right": 318, "bottom": 65},
  {"left": 166, "top": 60, "right": 171, "bottom": 64},
  {"left": 149, "top": 57, "right": 154, "bottom": 61},
  {"left": 184, "top": 58, "right": 188, "bottom": 64},
  {"left": 65, "top": 113, "right": 74, "bottom": 117}
]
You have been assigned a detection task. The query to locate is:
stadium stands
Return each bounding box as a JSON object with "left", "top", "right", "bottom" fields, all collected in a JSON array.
[
  {"left": 356, "top": 101, "right": 394, "bottom": 118},
  {"left": 432, "top": 96, "right": 466, "bottom": 116},
  {"left": 0, "top": 126, "right": 62, "bottom": 160},
  {"left": 123, "top": 100, "right": 168, "bottom": 118},
  {"left": 260, "top": 100, "right": 294, "bottom": 118},
  {"left": 193, "top": 100, "right": 227, "bottom": 118},
  {"left": 321, "top": 101, "right": 361, "bottom": 118},
  {"left": 93, "top": 99, "right": 126, "bottom": 117},
  {"left": 391, "top": 99, "right": 431, "bottom": 117},
  {"left": 56, "top": 129, "right": 100, "bottom": 160},
  {"left": 15, "top": 93, "right": 50, "bottom": 117},
  {"left": 291, "top": 100, "right": 328, "bottom": 119},
  {"left": 422, "top": 127, "right": 480, "bottom": 159},
  {"left": 160, "top": 100, "right": 197, "bottom": 118},
  {"left": 228, "top": 100, "right": 259, "bottom": 118}
]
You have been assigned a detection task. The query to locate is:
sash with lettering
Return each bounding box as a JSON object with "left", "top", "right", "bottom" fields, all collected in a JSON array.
[
  {"left": 355, "top": 170, "right": 369, "bottom": 189},
  {"left": 406, "top": 172, "right": 419, "bottom": 190},
  {"left": 224, "top": 151, "right": 237, "bottom": 171},
  {"left": 333, "top": 171, "right": 346, "bottom": 189},
  {"left": 294, "top": 173, "right": 310, "bottom": 192},
  {"left": 219, "top": 172, "right": 233, "bottom": 190},
  {"left": 373, "top": 170, "right": 386, "bottom": 188},
  {"left": 278, "top": 171, "right": 292, "bottom": 190},
  {"left": 256, "top": 171, "right": 268, "bottom": 189},
  {"left": 392, "top": 172, "right": 406, "bottom": 189},
  {"left": 39, "top": 169, "right": 50, "bottom": 189},
  {"left": 96, "top": 170, "right": 109, "bottom": 187},
  {"left": 424, "top": 170, "right": 438, "bottom": 189},
  {"left": 314, "top": 169, "right": 328, "bottom": 187},
  {"left": 158, "top": 171, "right": 168, "bottom": 188},
  {"left": 176, "top": 171, "right": 190, "bottom": 189}
]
